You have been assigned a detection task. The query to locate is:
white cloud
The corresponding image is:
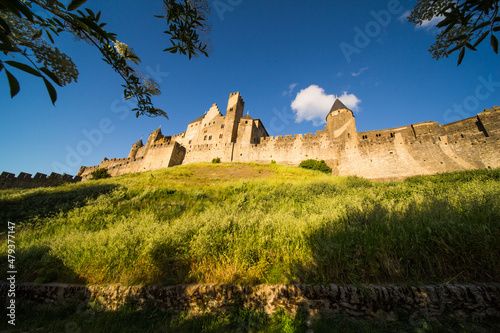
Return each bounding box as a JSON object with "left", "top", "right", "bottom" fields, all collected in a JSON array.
[
  {"left": 282, "top": 82, "right": 298, "bottom": 96},
  {"left": 352, "top": 67, "right": 368, "bottom": 77},
  {"left": 338, "top": 91, "right": 362, "bottom": 111},
  {"left": 398, "top": 10, "right": 410, "bottom": 23},
  {"left": 291, "top": 85, "right": 361, "bottom": 126},
  {"left": 416, "top": 15, "right": 444, "bottom": 30}
]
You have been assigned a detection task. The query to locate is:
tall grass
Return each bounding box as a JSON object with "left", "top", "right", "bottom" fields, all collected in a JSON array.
[{"left": 1, "top": 163, "right": 499, "bottom": 286}]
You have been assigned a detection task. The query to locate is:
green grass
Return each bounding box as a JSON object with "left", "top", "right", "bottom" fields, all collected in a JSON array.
[{"left": 1, "top": 163, "right": 499, "bottom": 286}]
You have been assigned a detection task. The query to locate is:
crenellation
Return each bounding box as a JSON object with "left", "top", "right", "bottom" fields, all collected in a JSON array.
[
  {"left": 76, "top": 92, "right": 500, "bottom": 181},
  {"left": 0, "top": 171, "right": 81, "bottom": 189}
]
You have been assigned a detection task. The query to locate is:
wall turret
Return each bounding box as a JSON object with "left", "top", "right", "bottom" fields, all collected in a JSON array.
[
  {"left": 222, "top": 92, "right": 245, "bottom": 143},
  {"left": 128, "top": 139, "right": 144, "bottom": 159},
  {"left": 145, "top": 127, "right": 164, "bottom": 151},
  {"left": 326, "top": 99, "right": 357, "bottom": 140}
]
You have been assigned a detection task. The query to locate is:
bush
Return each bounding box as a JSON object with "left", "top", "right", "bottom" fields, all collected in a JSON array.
[
  {"left": 90, "top": 168, "right": 111, "bottom": 180},
  {"left": 299, "top": 159, "right": 332, "bottom": 174},
  {"left": 212, "top": 157, "right": 221, "bottom": 163},
  {"left": 270, "top": 160, "right": 276, "bottom": 164}
]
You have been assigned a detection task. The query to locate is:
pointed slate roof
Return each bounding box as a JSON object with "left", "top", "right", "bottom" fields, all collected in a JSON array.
[
  {"left": 241, "top": 114, "right": 253, "bottom": 120},
  {"left": 326, "top": 98, "right": 350, "bottom": 120},
  {"left": 331, "top": 98, "right": 348, "bottom": 112},
  {"left": 133, "top": 139, "right": 144, "bottom": 147}
]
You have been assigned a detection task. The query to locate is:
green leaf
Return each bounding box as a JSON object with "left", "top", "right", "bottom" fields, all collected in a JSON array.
[
  {"left": 457, "top": 47, "right": 465, "bottom": 66},
  {"left": 5, "top": 61, "right": 42, "bottom": 77},
  {"left": 465, "top": 42, "right": 476, "bottom": 51},
  {"left": 0, "top": 16, "right": 11, "bottom": 35},
  {"left": 0, "top": 43, "right": 17, "bottom": 52},
  {"left": 40, "top": 67, "right": 62, "bottom": 86},
  {"left": 32, "top": 30, "right": 42, "bottom": 40},
  {"left": 491, "top": 34, "right": 498, "bottom": 54},
  {"left": 46, "top": 30, "right": 55, "bottom": 44},
  {"left": 42, "top": 77, "right": 57, "bottom": 105},
  {"left": 5, "top": 69, "right": 20, "bottom": 98},
  {"left": 471, "top": 21, "right": 490, "bottom": 31},
  {"left": 67, "top": 0, "right": 88, "bottom": 11},
  {"left": 9, "top": 0, "right": 34, "bottom": 21},
  {"left": 473, "top": 31, "right": 489, "bottom": 47}
]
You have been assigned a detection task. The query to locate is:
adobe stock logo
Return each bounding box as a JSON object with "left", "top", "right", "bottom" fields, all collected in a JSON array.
[
  {"left": 213, "top": 0, "right": 243, "bottom": 22},
  {"left": 443, "top": 74, "right": 500, "bottom": 123},
  {"left": 339, "top": 0, "right": 404, "bottom": 64}
]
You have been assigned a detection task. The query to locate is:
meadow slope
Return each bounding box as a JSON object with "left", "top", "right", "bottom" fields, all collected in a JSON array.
[{"left": 1, "top": 163, "right": 499, "bottom": 286}]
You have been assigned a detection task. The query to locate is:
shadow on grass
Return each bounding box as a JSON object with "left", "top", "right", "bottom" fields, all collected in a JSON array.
[
  {"left": 3, "top": 294, "right": 499, "bottom": 333},
  {"left": 148, "top": 241, "right": 193, "bottom": 285},
  {"left": 1, "top": 291, "right": 308, "bottom": 333},
  {"left": 295, "top": 192, "right": 500, "bottom": 285},
  {"left": 0, "top": 245, "right": 87, "bottom": 284},
  {"left": 0, "top": 183, "right": 119, "bottom": 229}
]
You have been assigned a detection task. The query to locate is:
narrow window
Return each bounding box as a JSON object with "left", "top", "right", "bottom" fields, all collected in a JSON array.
[
  {"left": 204, "top": 135, "right": 207, "bottom": 140},
  {"left": 221, "top": 124, "right": 225, "bottom": 129}
]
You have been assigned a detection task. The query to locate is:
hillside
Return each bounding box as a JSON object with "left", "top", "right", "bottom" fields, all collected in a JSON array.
[{"left": 1, "top": 163, "right": 499, "bottom": 286}]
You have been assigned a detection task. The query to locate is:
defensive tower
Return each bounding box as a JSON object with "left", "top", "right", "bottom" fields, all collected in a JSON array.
[
  {"left": 326, "top": 98, "right": 357, "bottom": 140},
  {"left": 222, "top": 92, "right": 244, "bottom": 143},
  {"left": 128, "top": 139, "right": 144, "bottom": 159}
]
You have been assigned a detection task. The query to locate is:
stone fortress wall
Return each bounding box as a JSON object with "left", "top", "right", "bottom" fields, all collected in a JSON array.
[
  {"left": 0, "top": 171, "right": 81, "bottom": 190},
  {"left": 78, "top": 92, "right": 500, "bottom": 180}
]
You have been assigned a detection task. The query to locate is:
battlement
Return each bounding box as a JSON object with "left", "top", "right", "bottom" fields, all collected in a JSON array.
[
  {"left": 484, "top": 105, "right": 500, "bottom": 112},
  {"left": 259, "top": 132, "right": 326, "bottom": 143},
  {"left": 0, "top": 171, "right": 81, "bottom": 190}
]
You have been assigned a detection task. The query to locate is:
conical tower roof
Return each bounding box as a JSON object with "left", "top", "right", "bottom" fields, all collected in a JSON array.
[
  {"left": 326, "top": 98, "right": 350, "bottom": 120},
  {"left": 331, "top": 98, "right": 348, "bottom": 112},
  {"left": 133, "top": 138, "right": 144, "bottom": 147}
]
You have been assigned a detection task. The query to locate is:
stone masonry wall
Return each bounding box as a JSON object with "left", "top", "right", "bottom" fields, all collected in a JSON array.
[
  {"left": 0, "top": 172, "right": 81, "bottom": 190},
  {"left": 78, "top": 141, "right": 185, "bottom": 180},
  {"left": 2, "top": 283, "right": 499, "bottom": 322}
]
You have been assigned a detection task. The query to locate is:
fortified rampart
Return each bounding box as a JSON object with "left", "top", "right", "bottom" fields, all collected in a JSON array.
[
  {"left": 78, "top": 92, "right": 500, "bottom": 181},
  {"left": 0, "top": 171, "right": 81, "bottom": 190}
]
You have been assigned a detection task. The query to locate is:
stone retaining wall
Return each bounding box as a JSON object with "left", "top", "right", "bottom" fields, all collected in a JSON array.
[{"left": 2, "top": 283, "right": 499, "bottom": 322}]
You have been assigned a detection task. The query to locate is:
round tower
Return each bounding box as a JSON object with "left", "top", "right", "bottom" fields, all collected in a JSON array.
[
  {"left": 128, "top": 139, "right": 144, "bottom": 159},
  {"left": 326, "top": 98, "right": 357, "bottom": 140}
]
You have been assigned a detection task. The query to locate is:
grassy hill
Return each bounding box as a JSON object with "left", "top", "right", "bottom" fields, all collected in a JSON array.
[{"left": 1, "top": 163, "right": 499, "bottom": 286}]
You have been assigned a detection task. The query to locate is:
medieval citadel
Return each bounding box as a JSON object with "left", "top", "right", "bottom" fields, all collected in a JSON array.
[{"left": 78, "top": 92, "right": 500, "bottom": 180}]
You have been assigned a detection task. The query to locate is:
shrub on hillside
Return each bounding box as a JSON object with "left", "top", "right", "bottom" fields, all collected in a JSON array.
[
  {"left": 212, "top": 157, "right": 221, "bottom": 163},
  {"left": 91, "top": 168, "right": 111, "bottom": 180},
  {"left": 299, "top": 159, "right": 332, "bottom": 174}
]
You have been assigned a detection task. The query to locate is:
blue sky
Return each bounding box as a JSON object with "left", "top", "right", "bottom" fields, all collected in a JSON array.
[{"left": 1, "top": 0, "right": 499, "bottom": 176}]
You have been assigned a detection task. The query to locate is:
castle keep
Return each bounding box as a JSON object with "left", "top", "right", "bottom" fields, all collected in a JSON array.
[{"left": 78, "top": 92, "right": 500, "bottom": 180}]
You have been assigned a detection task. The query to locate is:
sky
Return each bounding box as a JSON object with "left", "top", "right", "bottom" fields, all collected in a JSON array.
[{"left": 1, "top": 0, "right": 499, "bottom": 176}]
